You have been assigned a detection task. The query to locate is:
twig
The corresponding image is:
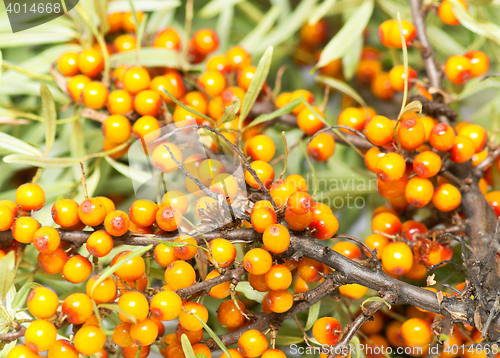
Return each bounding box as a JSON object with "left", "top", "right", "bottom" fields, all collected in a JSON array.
[{"left": 278, "top": 132, "right": 288, "bottom": 180}]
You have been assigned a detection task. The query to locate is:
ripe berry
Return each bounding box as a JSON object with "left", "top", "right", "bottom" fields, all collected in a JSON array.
[
  {"left": 457, "top": 123, "right": 487, "bottom": 153},
  {"left": 151, "top": 73, "right": 185, "bottom": 102},
  {"left": 364, "top": 233, "right": 389, "bottom": 258},
  {"left": 401, "top": 318, "right": 432, "bottom": 348},
  {"left": 104, "top": 210, "right": 130, "bottom": 236},
  {"left": 364, "top": 115, "right": 394, "bottom": 146},
  {"left": 389, "top": 65, "right": 417, "bottom": 91},
  {"left": 165, "top": 260, "right": 196, "bottom": 290},
  {"left": 263, "top": 224, "right": 290, "bottom": 254},
  {"left": 300, "top": 19, "right": 327, "bottom": 46},
  {"left": 129, "top": 199, "right": 158, "bottom": 228},
  {"left": 377, "top": 174, "right": 407, "bottom": 199},
  {"left": 154, "top": 28, "right": 181, "bottom": 50},
  {"left": 245, "top": 160, "right": 275, "bottom": 189},
  {"left": 389, "top": 20, "right": 417, "bottom": 49},
  {"left": 371, "top": 72, "right": 394, "bottom": 101},
  {"left": 67, "top": 74, "right": 91, "bottom": 101},
  {"left": 74, "top": 325, "right": 106, "bottom": 356},
  {"left": 48, "top": 339, "right": 79, "bottom": 358},
  {"left": 429, "top": 123, "right": 455, "bottom": 151},
  {"left": 237, "top": 66, "right": 261, "bottom": 91},
  {"left": 122, "top": 10, "right": 144, "bottom": 31},
  {"left": 179, "top": 302, "right": 209, "bottom": 331},
  {"left": 433, "top": 183, "right": 461, "bottom": 212},
  {"left": 238, "top": 329, "right": 269, "bottom": 358},
  {"left": 27, "top": 287, "right": 58, "bottom": 319},
  {"left": 405, "top": 177, "right": 434, "bottom": 208},
  {"left": 209, "top": 238, "right": 236, "bottom": 268},
  {"left": 156, "top": 203, "right": 183, "bottom": 231},
  {"left": 82, "top": 82, "right": 108, "bottom": 109},
  {"left": 226, "top": 46, "right": 251, "bottom": 70},
  {"left": 173, "top": 235, "right": 197, "bottom": 260},
  {"left": 114, "top": 34, "right": 137, "bottom": 53},
  {"left": 112, "top": 251, "right": 146, "bottom": 282},
  {"left": 12, "top": 217, "right": 40, "bottom": 244},
  {"left": 269, "top": 179, "right": 297, "bottom": 208},
  {"left": 192, "top": 29, "right": 219, "bottom": 55},
  {"left": 0, "top": 203, "right": 14, "bottom": 231},
  {"left": 249, "top": 273, "right": 270, "bottom": 292},
  {"left": 33, "top": 226, "right": 60, "bottom": 254},
  {"left": 57, "top": 52, "right": 79, "bottom": 76},
  {"left": 333, "top": 241, "right": 362, "bottom": 259},
  {"left": 246, "top": 135, "right": 276, "bottom": 163},
  {"left": 162, "top": 190, "right": 189, "bottom": 215},
  {"left": 132, "top": 115, "right": 161, "bottom": 142},
  {"left": 312, "top": 317, "right": 342, "bottom": 345},
  {"left": 451, "top": 135, "right": 475, "bottom": 163},
  {"left": 298, "top": 257, "right": 323, "bottom": 282},
  {"left": 103, "top": 114, "right": 131, "bottom": 145},
  {"left": 217, "top": 300, "right": 246, "bottom": 328},
  {"left": 486, "top": 191, "right": 500, "bottom": 216},
  {"left": 122, "top": 344, "right": 149, "bottom": 358},
  {"left": 151, "top": 290, "right": 182, "bottom": 321},
  {"left": 130, "top": 318, "right": 159, "bottom": 346},
  {"left": 402, "top": 220, "right": 428, "bottom": 241},
  {"left": 86, "top": 230, "right": 113, "bottom": 257},
  {"left": 107, "top": 90, "right": 133, "bottom": 115},
  {"left": 243, "top": 248, "right": 272, "bottom": 275},
  {"left": 445, "top": 55, "right": 472, "bottom": 84},
  {"left": 62, "top": 255, "right": 92, "bottom": 284},
  {"left": 375, "top": 153, "right": 406, "bottom": 182},
  {"left": 464, "top": 50, "right": 489, "bottom": 78},
  {"left": 251, "top": 207, "right": 277, "bottom": 233},
  {"left": 38, "top": 247, "right": 67, "bottom": 274},
  {"left": 78, "top": 198, "right": 107, "bottom": 226},
  {"left": 381, "top": 242, "right": 413, "bottom": 275},
  {"left": 356, "top": 59, "right": 382, "bottom": 85},
  {"left": 285, "top": 208, "right": 312, "bottom": 231},
  {"left": 265, "top": 289, "right": 294, "bottom": 313},
  {"left": 438, "top": 0, "right": 468, "bottom": 26},
  {"left": 364, "top": 147, "right": 386, "bottom": 173},
  {"left": 339, "top": 283, "right": 368, "bottom": 299},
  {"left": 118, "top": 291, "right": 149, "bottom": 323},
  {"left": 112, "top": 322, "right": 134, "bottom": 348},
  {"left": 123, "top": 67, "right": 150, "bottom": 95},
  {"left": 25, "top": 319, "right": 57, "bottom": 352},
  {"left": 50, "top": 199, "right": 80, "bottom": 228},
  {"left": 62, "top": 293, "right": 93, "bottom": 324},
  {"left": 152, "top": 143, "right": 183, "bottom": 173},
  {"left": 16, "top": 183, "right": 45, "bottom": 211},
  {"left": 307, "top": 133, "right": 335, "bottom": 162},
  {"left": 397, "top": 118, "right": 426, "bottom": 150},
  {"left": 265, "top": 265, "right": 292, "bottom": 290},
  {"left": 198, "top": 71, "right": 226, "bottom": 96},
  {"left": 414, "top": 151, "right": 442, "bottom": 178},
  {"left": 77, "top": 48, "right": 103, "bottom": 78},
  {"left": 372, "top": 212, "right": 402, "bottom": 236},
  {"left": 206, "top": 270, "right": 231, "bottom": 298},
  {"left": 297, "top": 105, "right": 325, "bottom": 136}
]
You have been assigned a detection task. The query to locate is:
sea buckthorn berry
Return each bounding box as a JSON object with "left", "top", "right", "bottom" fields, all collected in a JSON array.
[
  {"left": 275, "top": 92, "right": 291, "bottom": 109},
  {"left": 206, "top": 270, "right": 231, "bottom": 298},
  {"left": 154, "top": 28, "right": 181, "bottom": 50},
  {"left": 198, "top": 71, "right": 226, "bottom": 97},
  {"left": 472, "top": 149, "right": 488, "bottom": 167},
  {"left": 337, "top": 107, "right": 367, "bottom": 132},
  {"left": 464, "top": 50, "right": 489, "bottom": 78},
  {"left": 313, "top": 317, "right": 342, "bottom": 346},
  {"left": 0, "top": 200, "right": 18, "bottom": 216},
  {"left": 77, "top": 48, "right": 104, "bottom": 78},
  {"left": 67, "top": 74, "right": 92, "bottom": 101},
  {"left": 103, "top": 114, "right": 131, "bottom": 145},
  {"left": 286, "top": 174, "right": 308, "bottom": 192},
  {"left": 287, "top": 191, "right": 313, "bottom": 215},
  {"left": 339, "top": 284, "right": 369, "bottom": 299},
  {"left": 238, "top": 66, "right": 261, "bottom": 92},
  {"left": 107, "top": 90, "right": 133, "bottom": 115},
  {"left": 429, "top": 123, "right": 455, "bottom": 151},
  {"left": 206, "top": 54, "right": 229, "bottom": 73},
  {"left": 193, "top": 29, "right": 219, "bottom": 55},
  {"left": 57, "top": 52, "right": 79, "bottom": 76},
  {"left": 33, "top": 227, "right": 60, "bottom": 254},
  {"left": 300, "top": 19, "right": 327, "bottom": 46},
  {"left": 238, "top": 329, "right": 269, "bottom": 358},
  {"left": 414, "top": 151, "right": 442, "bottom": 178},
  {"left": 25, "top": 319, "right": 57, "bottom": 352},
  {"left": 78, "top": 198, "right": 107, "bottom": 226},
  {"left": 381, "top": 242, "right": 413, "bottom": 275},
  {"left": 298, "top": 257, "right": 323, "bottom": 282},
  {"left": 132, "top": 115, "right": 161, "bottom": 142},
  {"left": 209, "top": 238, "right": 236, "bottom": 268},
  {"left": 457, "top": 123, "right": 487, "bottom": 153},
  {"left": 265, "top": 265, "right": 292, "bottom": 291},
  {"left": 74, "top": 325, "right": 106, "bottom": 356},
  {"left": 62, "top": 293, "right": 93, "bottom": 324},
  {"left": 133, "top": 90, "right": 161, "bottom": 116},
  {"left": 82, "top": 81, "right": 108, "bottom": 109},
  {"left": 48, "top": 339, "right": 79, "bottom": 358},
  {"left": 104, "top": 210, "right": 130, "bottom": 236},
  {"left": 249, "top": 273, "right": 270, "bottom": 292},
  {"left": 27, "top": 287, "right": 58, "bottom": 319},
  {"left": 122, "top": 344, "right": 149, "bottom": 358},
  {"left": 402, "top": 220, "right": 428, "bottom": 241},
  {"left": 333, "top": 241, "right": 362, "bottom": 259},
  {"left": 416, "top": 116, "right": 437, "bottom": 141},
  {"left": 307, "top": 133, "right": 335, "bottom": 162},
  {"left": 359, "top": 312, "right": 384, "bottom": 335},
  {"left": 154, "top": 243, "right": 177, "bottom": 267},
  {"left": 0, "top": 204, "right": 14, "bottom": 231},
  {"left": 217, "top": 300, "right": 246, "bottom": 328},
  {"left": 269, "top": 179, "right": 297, "bottom": 208},
  {"left": 285, "top": 208, "right": 312, "bottom": 232},
  {"left": 209, "top": 173, "right": 239, "bottom": 199},
  {"left": 438, "top": 0, "right": 468, "bottom": 26},
  {"left": 38, "top": 247, "right": 67, "bottom": 274},
  {"left": 129, "top": 200, "right": 158, "bottom": 228},
  {"left": 397, "top": 118, "right": 426, "bottom": 150},
  {"left": 356, "top": 59, "right": 382, "bottom": 85},
  {"left": 401, "top": 318, "right": 432, "bottom": 348},
  {"left": 251, "top": 207, "right": 277, "bottom": 233},
  {"left": 111, "top": 251, "right": 146, "bottom": 282},
  {"left": 150, "top": 290, "right": 182, "bottom": 321},
  {"left": 173, "top": 235, "right": 197, "bottom": 261},
  {"left": 310, "top": 211, "right": 339, "bottom": 240},
  {"left": 122, "top": 11, "right": 144, "bottom": 32},
  {"left": 130, "top": 318, "right": 159, "bottom": 346},
  {"left": 114, "top": 34, "right": 137, "bottom": 53},
  {"left": 486, "top": 191, "right": 500, "bottom": 216},
  {"left": 297, "top": 105, "right": 325, "bottom": 136},
  {"left": 364, "top": 234, "right": 389, "bottom": 258},
  {"left": 12, "top": 217, "right": 40, "bottom": 244},
  {"left": 99, "top": 197, "right": 116, "bottom": 214},
  {"left": 378, "top": 20, "right": 396, "bottom": 47},
  {"left": 364, "top": 147, "right": 386, "bottom": 172},
  {"left": 62, "top": 255, "right": 92, "bottom": 283},
  {"left": 8, "top": 345, "right": 39, "bottom": 358},
  {"left": 195, "top": 196, "right": 217, "bottom": 218},
  {"left": 112, "top": 322, "right": 134, "bottom": 348},
  {"left": 364, "top": 115, "right": 394, "bottom": 146},
  {"left": 371, "top": 72, "right": 394, "bottom": 100},
  {"left": 405, "top": 177, "right": 434, "bottom": 208},
  {"left": 156, "top": 203, "right": 183, "bottom": 231},
  {"left": 389, "top": 65, "right": 417, "bottom": 91},
  {"left": 221, "top": 349, "right": 245, "bottom": 358},
  {"left": 152, "top": 143, "right": 182, "bottom": 173},
  {"left": 246, "top": 135, "right": 276, "bottom": 163},
  {"left": 245, "top": 160, "right": 275, "bottom": 189},
  {"left": 165, "top": 260, "right": 196, "bottom": 290},
  {"left": 51, "top": 199, "right": 79, "bottom": 228},
  {"left": 265, "top": 289, "right": 294, "bottom": 313},
  {"left": 151, "top": 73, "right": 185, "bottom": 102},
  {"left": 118, "top": 291, "right": 149, "bottom": 323},
  {"left": 16, "top": 183, "right": 45, "bottom": 211},
  {"left": 388, "top": 20, "right": 417, "bottom": 49},
  {"left": 263, "top": 224, "right": 290, "bottom": 254},
  {"left": 433, "top": 183, "right": 461, "bottom": 212},
  {"left": 445, "top": 55, "right": 472, "bottom": 84},
  {"left": 375, "top": 152, "right": 406, "bottom": 182},
  {"left": 226, "top": 46, "right": 251, "bottom": 70},
  {"left": 162, "top": 190, "right": 189, "bottom": 215},
  {"left": 243, "top": 248, "right": 272, "bottom": 275},
  {"left": 377, "top": 174, "right": 408, "bottom": 199},
  {"left": 123, "top": 67, "right": 150, "bottom": 95},
  {"left": 479, "top": 177, "right": 489, "bottom": 195},
  {"left": 405, "top": 258, "right": 428, "bottom": 280},
  {"left": 451, "top": 135, "right": 475, "bottom": 163},
  {"left": 86, "top": 275, "right": 117, "bottom": 304},
  {"left": 372, "top": 212, "right": 402, "bottom": 235},
  {"left": 103, "top": 138, "right": 129, "bottom": 159},
  {"left": 179, "top": 302, "right": 208, "bottom": 331},
  {"left": 222, "top": 86, "right": 245, "bottom": 109}
]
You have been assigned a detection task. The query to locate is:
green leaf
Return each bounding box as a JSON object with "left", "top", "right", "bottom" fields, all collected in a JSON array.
[
  {"left": 216, "top": 7, "right": 234, "bottom": 52},
  {"left": 159, "top": 86, "right": 216, "bottom": 125},
  {"left": 314, "top": 0, "right": 373, "bottom": 69},
  {"left": 199, "top": 0, "right": 243, "bottom": 18},
  {"left": 105, "top": 156, "right": 151, "bottom": 184},
  {"left": 0, "top": 133, "right": 43, "bottom": 157},
  {"left": 316, "top": 75, "right": 367, "bottom": 108},
  {"left": 91, "top": 245, "right": 153, "bottom": 296},
  {"left": 400, "top": 101, "right": 423, "bottom": 117},
  {"left": 108, "top": 0, "right": 180, "bottom": 13},
  {"left": 275, "top": 336, "right": 306, "bottom": 345},
  {"left": 97, "top": 303, "right": 138, "bottom": 324},
  {"left": 309, "top": 0, "right": 338, "bottom": 25},
  {"left": 305, "top": 301, "right": 321, "bottom": 330},
  {"left": 427, "top": 25, "right": 466, "bottom": 57},
  {"left": 153, "top": 238, "right": 187, "bottom": 247},
  {"left": 110, "top": 48, "right": 180, "bottom": 68},
  {"left": 0, "top": 251, "right": 16, "bottom": 299},
  {"left": 239, "top": 6, "right": 281, "bottom": 50},
  {"left": 40, "top": 83, "right": 57, "bottom": 156},
  {"left": 136, "top": 14, "right": 149, "bottom": 56},
  {"left": 342, "top": 36, "right": 363, "bottom": 81},
  {"left": 396, "top": 13, "right": 409, "bottom": 120},
  {"left": 244, "top": 97, "right": 302, "bottom": 130},
  {"left": 457, "top": 77, "right": 500, "bottom": 101},
  {"left": 181, "top": 334, "right": 197, "bottom": 358},
  {"left": 361, "top": 296, "right": 391, "bottom": 309},
  {"left": 0, "top": 50, "right": 3, "bottom": 88},
  {"left": 196, "top": 355, "right": 207, "bottom": 358},
  {"left": 239, "top": 46, "right": 273, "bottom": 126},
  {"left": 191, "top": 313, "right": 231, "bottom": 358},
  {"left": 12, "top": 282, "right": 42, "bottom": 309},
  {"left": 3, "top": 154, "right": 83, "bottom": 168},
  {"left": 350, "top": 336, "right": 361, "bottom": 358},
  {"left": 94, "top": 0, "right": 110, "bottom": 34},
  {"left": 234, "top": 281, "right": 266, "bottom": 303},
  {"left": 440, "top": 334, "right": 450, "bottom": 341},
  {"left": 219, "top": 98, "right": 241, "bottom": 125},
  {"left": 450, "top": 0, "right": 500, "bottom": 45}
]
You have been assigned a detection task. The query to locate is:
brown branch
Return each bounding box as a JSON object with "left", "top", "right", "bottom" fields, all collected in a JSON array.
[{"left": 0, "top": 325, "right": 26, "bottom": 342}]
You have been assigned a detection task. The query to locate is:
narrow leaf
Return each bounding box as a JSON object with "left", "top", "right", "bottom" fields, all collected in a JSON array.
[
  {"left": 40, "top": 83, "right": 57, "bottom": 156},
  {"left": 105, "top": 156, "right": 151, "bottom": 184},
  {"left": 309, "top": 0, "right": 338, "bottom": 25},
  {"left": 244, "top": 97, "right": 302, "bottom": 130},
  {"left": 98, "top": 303, "right": 138, "bottom": 324},
  {"left": 181, "top": 334, "right": 197, "bottom": 358},
  {"left": 159, "top": 86, "right": 216, "bottom": 125},
  {"left": 305, "top": 301, "right": 321, "bottom": 330},
  {"left": 342, "top": 36, "right": 363, "bottom": 81},
  {"left": 239, "top": 46, "right": 273, "bottom": 126},
  {"left": 235, "top": 281, "right": 266, "bottom": 302},
  {"left": 94, "top": 0, "right": 110, "bottom": 34},
  {"left": 110, "top": 48, "right": 180, "bottom": 68},
  {"left": 219, "top": 98, "right": 241, "bottom": 125},
  {"left": 0, "top": 133, "right": 43, "bottom": 157},
  {"left": 316, "top": 75, "right": 367, "bottom": 108},
  {"left": 400, "top": 101, "right": 423, "bottom": 117},
  {"left": 361, "top": 296, "right": 391, "bottom": 309},
  {"left": 199, "top": 0, "right": 243, "bottom": 18},
  {"left": 450, "top": 0, "right": 500, "bottom": 45},
  {"left": 0, "top": 251, "right": 16, "bottom": 299},
  {"left": 396, "top": 13, "right": 409, "bottom": 120},
  {"left": 275, "top": 336, "right": 306, "bottom": 345},
  {"left": 153, "top": 238, "right": 187, "bottom": 247},
  {"left": 191, "top": 313, "right": 232, "bottom": 358},
  {"left": 239, "top": 6, "right": 281, "bottom": 50},
  {"left": 12, "top": 282, "right": 42, "bottom": 309},
  {"left": 350, "top": 336, "right": 362, "bottom": 358}
]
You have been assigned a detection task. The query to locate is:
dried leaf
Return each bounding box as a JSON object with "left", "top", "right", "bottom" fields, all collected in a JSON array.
[{"left": 427, "top": 274, "right": 436, "bottom": 286}]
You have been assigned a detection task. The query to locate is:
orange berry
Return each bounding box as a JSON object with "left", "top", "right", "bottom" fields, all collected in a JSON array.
[
  {"left": 123, "top": 67, "right": 151, "bottom": 95},
  {"left": 389, "top": 65, "right": 417, "bottom": 91},
  {"left": 333, "top": 241, "right": 362, "bottom": 260},
  {"left": 217, "top": 299, "right": 246, "bottom": 328},
  {"left": 25, "top": 319, "right": 57, "bottom": 352},
  {"left": 11, "top": 217, "right": 39, "bottom": 244},
  {"left": 78, "top": 198, "right": 107, "bottom": 226},
  {"left": 263, "top": 224, "right": 290, "bottom": 254},
  {"left": 243, "top": 248, "right": 272, "bottom": 275},
  {"left": 130, "top": 318, "right": 158, "bottom": 346},
  {"left": 62, "top": 293, "right": 93, "bottom": 324},
  {"left": 429, "top": 123, "right": 455, "bottom": 151},
  {"left": 287, "top": 191, "right": 312, "bottom": 215},
  {"left": 269, "top": 179, "right": 297, "bottom": 208},
  {"left": 152, "top": 143, "right": 182, "bottom": 173},
  {"left": 300, "top": 19, "right": 327, "bottom": 46},
  {"left": 132, "top": 115, "right": 161, "bottom": 142},
  {"left": 375, "top": 152, "right": 406, "bottom": 182},
  {"left": 249, "top": 273, "right": 270, "bottom": 292},
  {"left": 27, "top": 287, "right": 59, "bottom": 319},
  {"left": 416, "top": 116, "right": 437, "bottom": 141},
  {"left": 122, "top": 345, "right": 149, "bottom": 358},
  {"left": 337, "top": 107, "right": 367, "bottom": 132},
  {"left": 286, "top": 174, "right": 308, "bottom": 192},
  {"left": 114, "top": 34, "right": 137, "bottom": 53},
  {"left": 122, "top": 10, "right": 144, "bottom": 32},
  {"left": 457, "top": 123, "right": 487, "bottom": 153},
  {"left": 360, "top": 312, "right": 384, "bottom": 335},
  {"left": 438, "top": 0, "right": 468, "bottom": 26},
  {"left": 38, "top": 247, "right": 67, "bottom": 274},
  {"left": 405, "top": 177, "right": 434, "bottom": 208},
  {"left": 0, "top": 203, "right": 14, "bottom": 232},
  {"left": 111, "top": 251, "right": 146, "bottom": 282},
  {"left": 378, "top": 20, "right": 396, "bottom": 47},
  {"left": 251, "top": 207, "right": 277, "bottom": 233},
  {"left": 209, "top": 238, "right": 236, "bottom": 268},
  {"left": 381, "top": 242, "right": 413, "bottom": 275},
  {"left": 118, "top": 291, "right": 149, "bottom": 323},
  {"left": 364, "top": 233, "right": 389, "bottom": 259},
  {"left": 154, "top": 28, "right": 181, "bottom": 50},
  {"left": 372, "top": 212, "right": 402, "bottom": 236},
  {"left": 205, "top": 270, "right": 231, "bottom": 299},
  {"left": 377, "top": 174, "right": 408, "bottom": 199},
  {"left": 364, "top": 147, "right": 386, "bottom": 173},
  {"left": 16, "top": 183, "right": 45, "bottom": 211},
  {"left": 103, "top": 114, "right": 131, "bottom": 145},
  {"left": 150, "top": 290, "right": 182, "bottom": 321},
  {"left": 445, "top": 55, "right": 472, "bottom": 84},
  {"left": 48, "top": 339, "right": 79, "bottom": 358},
  {"left": 156, "top": 203, "right": 183, "bottom": 232},
  {"left": 104, "top": 210, "right": 130, "bottom": 237},
  {"left": 86, "top": 275, "right": 117, "bottom": 304},
  {"left": 129, "top": 200, "right": 158, "bottom": 227},
  {"left": 193, "top": 29, "right": 219, "bottom": 55},
  {"left": 206, "top": 54, "right": 229, "bottom": 73},
  {"left": 0, "top": 200, "right": 17, "bottom": 216},
  {"left": 33, "top": 227, "right": 60, "bottom": 254},
  {"left": 198, "top": 71, "right": 226, "bottom": 97},
  {"left": 133, "top": 90, "right": 161, "bottom": 116},
  {"left": 62, "top": 255, "right": 92, "bottom": 284},
  {"left": 364, "top": 115, "right": 394, "bottom": 146},
  {"left": 312, "top": 317, "right": 342, "bottom": 345},
  {"left": 297, "top": 105, "right": 325, "bottom": 136},
  {"left": 298, "top": 257, "right": 323, "bottom": 283},
  {"left": 464, "top": 50, "right": 489, "bottom": 78},
  {"left": 172, "top": 235, "right": 197, "bottom": 261},
  {"left": 151, "top": 73, "right": 185, "bottom": 102},
  {"left": 107, "top": 90, "right": 133, "bottom": 115},
  {"left": 371, "top": 72, "right": 394, "bottom": 101},
  {"left": 397, "top": 118, "right": 426, "bottom": 150},
  {"left": 245, "top": 161, "right": 275, "bottom": 189},
  {"left": 74, "top": 325, "right": 106, "bottom": 356},
  {"left": 402, "top": 220, "right": 428, "bottom": 242},
  {"left": 179, "top": 302, "right": 208, "bottom": 331},
  {"left": 67, "top": 74, "right": 91, "bottom": 101},
  {"left": 226, "top": 46, "right": 251, "bottom": 70},
  {"left": 307, "top": 133, "right": 335, "bottom": 162},
  {"left": 285, "top": 208, "right": 312, "bottom": 232},
  {"left": 339, "top": 283, "right": 368, "bottom": 299},
  {"left": 57, "top": 52, "right": 79, "bottom": 76},
  {"left": 414, "top": 151, "right": 442, "bottom": 178},
  {"left": 401, "top": 318, "right": 432, "bottom": 348},
  {"left": 433, "top": 183, "right": 461, "bottom": 212},
  {"left": 165, "top": 260, "right": 196, "bottom": 290},
  {"left": 78, "top": 49, "right": 104, "bottom": 78},
  {"left": 486, "top": 191, "right": 500, "bottom": 216},
  {"left": 50, "top": 199, "right": 79, "bottom": 228},
  {"left": 356, "top": 59, "right": 382, "bottom": 85},
  {"left": 451, "top": 135, "right": 475, "bottom": 163},
  {"left": 238, "top": 330, "right": 269, "bottom": 358},
  {"left": 264, "top": 289, "right": 294, "bottom": 313},
  {"left": 153, "top": 243, "right": 177, "bottom": 267},
  {"left": 265, "top": 265, "right": 292, "bottom": 291},
  {"left": 82, "top": 82, "right": 108, "bottom": 109},
  {"left": 192, "top": 344, "right": 211, "bottom": 358},
  {"left": 245, "top": 135, "right": 275, "bottom": 163},
  {"left": 309, "top": 212, "right": 339, "bottom": 240},
  {"left": 112, "top": 322, "right": 134, "bottom": 348},
  {"left": 388, "top": 20, "right": 417, "bottom": 49}
]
